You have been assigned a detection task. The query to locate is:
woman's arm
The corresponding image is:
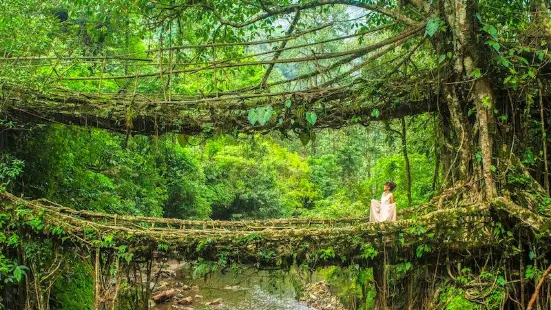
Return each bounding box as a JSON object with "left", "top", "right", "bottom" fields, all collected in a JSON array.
[{"left": 390, "top": 194, "right": 395, "bottom": 204}]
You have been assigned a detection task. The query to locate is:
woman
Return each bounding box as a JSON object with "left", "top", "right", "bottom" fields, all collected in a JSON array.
[{"left": 370, "top": 181, "right": 397, "bottom": 222}]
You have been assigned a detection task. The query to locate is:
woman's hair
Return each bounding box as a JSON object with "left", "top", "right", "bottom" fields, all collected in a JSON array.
[{"left": 384, "top": 181, "right": 397, "bottom": 191}]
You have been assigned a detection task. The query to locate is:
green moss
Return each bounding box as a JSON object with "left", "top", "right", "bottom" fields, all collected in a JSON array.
[
  {"left": 439, "top": 286, "right": 479, "bottom": 310},
  {"left": 51, "top": 261, "right": 94, "bottom": 310},
  {"left": 446, "top": 295, "right": 477, "bottom": 310}
]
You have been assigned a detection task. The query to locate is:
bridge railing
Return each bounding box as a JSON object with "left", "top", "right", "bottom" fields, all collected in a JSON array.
[{"left": 26, "top": 195, "right": 438, "bottom": 231}]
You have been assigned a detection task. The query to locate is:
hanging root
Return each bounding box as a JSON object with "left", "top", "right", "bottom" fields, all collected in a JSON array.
[{"left": 527, "top": 264, "right": 551, "bottom": 310}]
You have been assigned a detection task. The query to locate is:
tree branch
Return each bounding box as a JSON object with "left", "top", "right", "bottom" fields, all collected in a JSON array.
[
  {"left": 148, "top": 22, "right": 333, "bottom": 51},
  {"left": 60, "top": 23, "right": 424, "bottom": 81},
  {"left": 260, "top": 10, "right": 301, "bottom": 88}
]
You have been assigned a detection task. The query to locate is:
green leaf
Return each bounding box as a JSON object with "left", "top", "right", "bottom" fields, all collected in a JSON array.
[
  {"left": 257, "top": 107, "right": 265, "bottom": 125},
  {"left": 475, "top": 152, "right": 483, "bottom": 163},
  {"left": 259, "top": 106, "right": 273, "bottom": 126},
  {"left": 305, "top": 111, "right": 317, "bottom": 126},
  {"left": 500, "top": 57, "right": 511, "bottom": 67},
  {"left": 416, "top": 244, "right": 432, "bottom": 258},
  {"left": 255, "top": 107, "right": 264, "bottom": 125},
  {"left": 525, "top": 265, "right": 536, "bottom": 280},
  {"left": 469, "top": 68, "right": 482, "bottom": 79},
  {"left": 371, "top": 109, "right": 380, "bottom": 118},
  {"left": 438, "top": 54, "right": 446, "bottom": 64},
  {"left": 482, "top": 24, "right": 498, "bottom": 40},
  {"left": 13, "top": 265, "right": 26, "bottom": 282},
  {"left": 284, "top": 99, "right": 292, "bottom": 108},
  {"left": 157, "top": 243, "right": 169, "bottom": 251},
  {"left": 361, "top": 244, "right": 378, "bottom": 260},
  {"left": 517, "top": 56, "right": 529, "bottom": 65},
  {"left": 299, "top": 132, "right": 310, "bottom": 146},
  {"left": 425, "top": 17, "right": 441, "bottom": 37},
  {"left": 7, "top": 234, "right": 19, "bottom": 247},
  {"left": 486, "top": 40, "right": 500, "bottom": 52},
  {"left": 247, "top": 109, "right": 258, "bottom": 125}
]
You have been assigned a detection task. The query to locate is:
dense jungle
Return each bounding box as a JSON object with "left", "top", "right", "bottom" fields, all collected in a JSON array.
[{"left": 1, "top": 0, "right": 551, "bottom": 309}]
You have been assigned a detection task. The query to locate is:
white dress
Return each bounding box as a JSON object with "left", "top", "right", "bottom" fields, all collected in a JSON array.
[{"left": 370, "top": 192, "right": 396, "bottom": 222}]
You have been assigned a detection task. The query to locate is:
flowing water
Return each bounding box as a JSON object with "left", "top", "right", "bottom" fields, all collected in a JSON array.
[{"left": 152, "top": 267, "right": 317, "bottom": 310}]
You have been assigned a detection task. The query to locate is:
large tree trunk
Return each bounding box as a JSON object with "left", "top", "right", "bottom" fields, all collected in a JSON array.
[{"left": 441, "top": 0, "right": 497, "bottom": 199}]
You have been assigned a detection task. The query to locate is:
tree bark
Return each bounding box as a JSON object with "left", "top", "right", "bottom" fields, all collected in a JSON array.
[
  {"left": 442, "top": 85, "right": 471, "bottom": 180},
  {"left": 443, "top": 0, "right": 497, "bottom": 199},
  {"left": 472, "top": 78, "right": 497, "bottom": 199}
]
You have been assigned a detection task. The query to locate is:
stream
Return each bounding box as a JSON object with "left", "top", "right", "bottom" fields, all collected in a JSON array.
[{"left": 152, "top": 265, "right": 318, "bottom": 310}]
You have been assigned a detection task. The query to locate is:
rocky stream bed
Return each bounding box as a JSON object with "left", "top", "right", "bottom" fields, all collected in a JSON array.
[{"left": 149, "top": 260, "right": 345, "bottom": 310}]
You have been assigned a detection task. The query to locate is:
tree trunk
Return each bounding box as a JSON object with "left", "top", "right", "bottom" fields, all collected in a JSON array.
[
  {"left": 472, "top": 78, "right": 497, "bottom": 199},
  {"left": 442, "top": 0, "right": 497, "bottom": 199},
  {"left": 442, "top": 85, "right": 471, "bottom": 181}
]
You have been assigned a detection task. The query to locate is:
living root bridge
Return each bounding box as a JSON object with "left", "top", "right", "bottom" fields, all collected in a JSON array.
[
  {"left": 1, "top": 81, "right": 433, "bottom": 136},
  {"left": 4, "top": 191, "right": 546, "bottom": 267},
  {"left": 3, "top": 192, "right": 551, "bottom": 310}
]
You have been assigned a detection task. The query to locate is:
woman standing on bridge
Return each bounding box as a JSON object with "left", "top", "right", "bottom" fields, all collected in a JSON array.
[{"left": 370, "top": 181, "right": 396, "bottom": 222}]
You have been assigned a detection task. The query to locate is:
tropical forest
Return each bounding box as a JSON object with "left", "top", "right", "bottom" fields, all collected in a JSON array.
[{"left": 0, "top": 0, "right": 551, "bottom": 309}]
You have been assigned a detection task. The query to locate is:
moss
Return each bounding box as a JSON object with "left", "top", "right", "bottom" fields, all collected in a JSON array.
[
  {"left": 446, "top": 295, "right": 478, "bottom": 310},
  {"left": 51, "top": 261, "right": 94, "bottom": 310},
  {"left": 439, "top": 286, "right": 479, "bottom": 310}
]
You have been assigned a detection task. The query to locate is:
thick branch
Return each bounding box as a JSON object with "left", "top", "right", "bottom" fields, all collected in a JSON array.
[{"left": 260, "top": 10, "right": 301, "bottom": 88}]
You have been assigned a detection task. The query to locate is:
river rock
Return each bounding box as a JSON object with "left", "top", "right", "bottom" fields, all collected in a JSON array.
[
  {"left": 152, "top": 289, "right": 179, "bottom": 303},
  {"left": 176, "top": 296, "right": 194, "bottom": 305},
  {"left": 157, "top": 269, "right": 177, "bottom": 278},
  {"left": 206, "top": 298, "right": 222, "bottom": 306},
  {"left": 171, "top": 305, "right": 193, "bottom": 310},
  {"left": 301, "top": 281, "right": 345, "bottom": 310},
  {"left": 155, "top": 281, "right": 170, "bottom": 292}
]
